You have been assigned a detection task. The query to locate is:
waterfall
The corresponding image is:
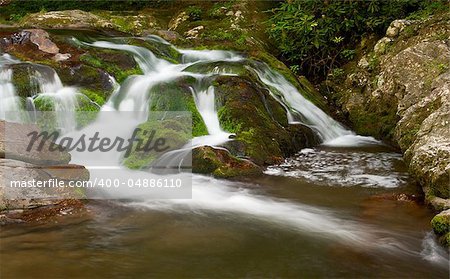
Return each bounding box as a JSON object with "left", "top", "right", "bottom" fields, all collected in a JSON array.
[
  {"left": 0, "top": 67, "right": 23, "bottom": 122},
  {"left": 253, "top": 65, "right": 351, "bottom": 141},
  {"left": 30, "top": 66, "right": 79, "bottom": 133},
  {"left": 191, "top": 85, "right": 224, "bottom": 135},
  {"left": 0, "top": 54, "right": 23, "bottom": 122}
]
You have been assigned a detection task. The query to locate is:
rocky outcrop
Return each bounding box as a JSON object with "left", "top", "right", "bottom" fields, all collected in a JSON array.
[
  {"left": 0, "top": 120, "right": 89, "bottom": 223},
  {"left": 324, "top": 13, "right": 450, "bottom": 212},
  {"left": 18, "top": 10, "right": 159, "bottom": 36}
]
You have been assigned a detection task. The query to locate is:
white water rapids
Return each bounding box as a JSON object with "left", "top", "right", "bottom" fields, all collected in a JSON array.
[{"left": 0, "top": 37, "right": 447, "bottom": 267}]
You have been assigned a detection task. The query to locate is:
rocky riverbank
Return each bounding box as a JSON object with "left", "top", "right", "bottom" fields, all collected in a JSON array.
[{"left": 323, "top": 13, "right": 450, "bottom": 245}]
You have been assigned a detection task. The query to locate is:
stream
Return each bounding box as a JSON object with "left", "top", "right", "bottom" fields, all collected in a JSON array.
[{"left": 0, "top": 33, "right": 449, "bottom": 278}]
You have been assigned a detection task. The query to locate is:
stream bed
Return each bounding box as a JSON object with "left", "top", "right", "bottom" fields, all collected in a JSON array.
[{"left": 1, "top": 144, "right": 449, "bottom": 278}]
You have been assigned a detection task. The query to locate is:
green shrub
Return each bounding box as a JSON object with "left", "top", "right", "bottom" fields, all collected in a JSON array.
[
  {"left": 186, "top": 6, "right": 203, "bottom": 21},
  {"left": 267, "top": 0, "right": 447, "bottom": 80}
]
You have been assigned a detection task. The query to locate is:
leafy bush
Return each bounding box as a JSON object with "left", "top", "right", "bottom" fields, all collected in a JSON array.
[
  {"left": 186, "top": 6, "right": 203, "bottom": 21},
  {"left": 267, "top": 0, "right": 447, "bottom": 79}
]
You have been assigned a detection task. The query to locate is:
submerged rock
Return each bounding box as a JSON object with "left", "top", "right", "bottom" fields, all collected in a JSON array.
[{"left": 192, "top": 146, "right": 261, "bottom": 178}]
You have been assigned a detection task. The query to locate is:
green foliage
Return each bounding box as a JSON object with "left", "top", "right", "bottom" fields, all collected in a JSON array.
[
  {"left": 340, "top": 49, "right": 356, "bottom": 61},
  {"left": 186, "top": 6, "right": 203, "bottom": 21},
  {"left": 330, "top": 68, "right": 345, "bottom": 80},
  {"left": 431, "top": 214, "right": 450, "bottom": 235},
  {"left": 267, "top": 0, "right": 445, "bottom": 79},
  {"left": 407, "top": 0, "right": 449, "bottom": 20}
]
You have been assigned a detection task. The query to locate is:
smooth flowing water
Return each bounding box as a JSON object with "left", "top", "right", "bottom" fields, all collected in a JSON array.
[{"left": 0, "top": 35, "right": 448, "bottom": 278}]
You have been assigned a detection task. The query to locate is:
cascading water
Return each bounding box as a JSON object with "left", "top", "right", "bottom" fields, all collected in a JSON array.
[
  {"left": 2, "top": 35, "right": 448, "bottom": 272},
  {"left": 60, "top": 37, "right": 397, "bottom": 246},
  {"left": 0, "top": 69, "right": 22, "bottom": 122},
  {"left": 29, "top": 66, "right": 79, "bottom": 133},
  {"left": 0, "top": 53, "right": 80, "bottom": 132}
]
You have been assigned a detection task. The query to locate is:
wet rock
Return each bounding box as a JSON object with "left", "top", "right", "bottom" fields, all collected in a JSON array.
[
  {"left": 0, "top": 120, "right": 89, "bottom": 222},
  {"left": 192, "top": 146, "right": 262, "bottom": 178},
  {"left": 215, "top": 75, "right": 319, "bottom": 165}
]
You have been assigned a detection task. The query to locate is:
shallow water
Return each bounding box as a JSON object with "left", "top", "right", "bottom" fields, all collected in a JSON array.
[{"left": 1, "top": 145, "right": 448, "bottom": 278}]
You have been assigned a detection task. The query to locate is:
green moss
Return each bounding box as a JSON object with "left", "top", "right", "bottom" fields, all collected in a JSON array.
[
  {"left": 79, "top": 52, "right": 142, "bottom": 83},
  {"left": 192, "top": 146, "right": 262, "bottom": 178},
  {"left": 33, "top": 95, "right": 54, "bottom": 111},
  {"left": 123, "top": 116, "right": 191, "bottom": 169},
  {"left": 147, "top": 77, "right": 208, "bottom": 137},
  {"left": 80, "top": 88, "right": 106, "bottom": 106},
  {"left": 214, "top": 75, "right": 313, "bottom": 165},
  {"left": 431, "top": 214, "right": 450, "bottom": 235}
]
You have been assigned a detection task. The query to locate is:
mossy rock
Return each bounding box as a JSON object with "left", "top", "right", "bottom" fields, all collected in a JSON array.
[
  {"left": 123, "top": 114, "right": 191, "bottom": 170},
  {"left": 126, "top": 37, "right": 181, "bottom": 64},
  {"left": 215, "top": 75, "right": 318, "bottom": 165},
  {"left": 147, "top": 76, "right": 208, "bottom": 137},
  {"left": 192, "top": 146, "right": 262, "bottom": 178},
  {"left": 183, "top": 60, "right": 248, "bottom": 76},
  {"left": 33, "top": 93, "right": 99, "bottom": 112},
  {"left": 79, "top": 48, "right": 142, "bottom": 83},
  {"left": 57, "top": 64, "right": 114, "bottom": 94},
  {"left": 431, "top": 210, "right": 450, "bottom": 247},
  {"left": 10, "top": 63, "right": 55, "bottom": 98}
]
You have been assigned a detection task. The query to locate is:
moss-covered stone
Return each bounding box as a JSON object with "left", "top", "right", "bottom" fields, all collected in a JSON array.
[
  {"left": 431, "top": 210, "right": 450, "bottom": 247},
  {"left": 126, "top": 38, "right": 181, "bottom": 64},
  {"left": 147, "top": 77, "right": 208, "bottom": 137},
  {"left": 215, "top": 75, "right": 318, "bottom": 165},
  {"left": 192, "top": 146, "right": 262, "bottom": 178},
  {"left": 123, "top": 115, "right": 191, "bottom": 169},
  {"left": 57, "top": 64, "right": 113, "bottom": 93},
  {"left": 79, "top": 48, "right": 142, "bottom": 83}
]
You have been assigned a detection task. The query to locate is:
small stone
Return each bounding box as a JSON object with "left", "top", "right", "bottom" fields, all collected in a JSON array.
[
  {"left": 357, "top": 57, "right": 369, "bottom": 69},
  {"left": 53, "top": 53, "right": 71, "bottom": 62}
]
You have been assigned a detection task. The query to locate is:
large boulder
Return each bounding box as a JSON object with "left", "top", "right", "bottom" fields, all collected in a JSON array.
[
  {"left": 215, "top": 75, "right": 319, "bottom": 165},
  {"left": 0, "top": 121, "right": 89, "bottom": 221},
  {"left": 0, "top": 120, "right": 71, "bottom": 165},
  {"left": 324, "top": 13, "right": 450, "bottom": 209},
  {"left": 19, "top": 10, "right": 159, "bottom": 36}
]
